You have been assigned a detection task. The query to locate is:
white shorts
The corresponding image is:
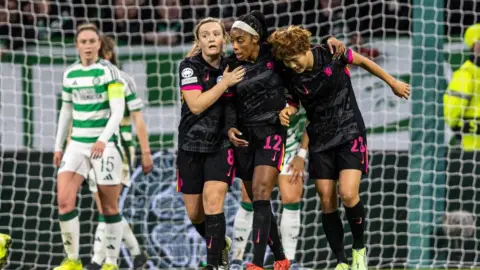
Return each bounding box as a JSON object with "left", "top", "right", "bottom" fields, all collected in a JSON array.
[
  {"left": 279, "top": 151, "right": 309, "bottom": 176},
  {"left": 87, "top": 145, "right": 135, "bottom": 193},
  {"left": 280, "top": 152, "right": 295, "bottom": 175},
  {"left": 58, "top": 140, "right": 124, "bottom": 188}
]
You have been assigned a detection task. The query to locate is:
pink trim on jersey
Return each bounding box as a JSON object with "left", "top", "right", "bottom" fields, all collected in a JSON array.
[
  {"left": 181, "top": 84, "right": 203, "bottom": 91},
  {"left": 344, "top": 67, "right": 351, "bottom": 77},
  {"left": 223, "top": 92, "right": 234, "bottom": 97},
  {"left": 287, "top": 99, "right": 298, "bottom": 108},
  {"left": 347, "top": 49, "right": 354, "bottom": 64}
]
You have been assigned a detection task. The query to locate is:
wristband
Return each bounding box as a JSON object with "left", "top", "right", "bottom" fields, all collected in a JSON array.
[{"left": 297, "top": 148, "right": 307, "bottom": 159}]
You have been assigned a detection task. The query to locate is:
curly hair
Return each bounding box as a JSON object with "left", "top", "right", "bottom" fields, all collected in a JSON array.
[{"left": 268, "top": 26, "right": 311, "bottom": 60}]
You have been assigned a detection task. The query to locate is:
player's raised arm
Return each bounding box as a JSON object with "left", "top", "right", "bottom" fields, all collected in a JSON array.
[
  {"left": 348, "top": 50, "right": 410, "bottom": 99},
  {"left": 181, "top": 64, "right": 244, "bottom": 115},
  {"left": 180, "top": 22, "right": 244, "bottom": 115},
  {"left": 269, "top": 25, "right": 373, "bottom": 268}
]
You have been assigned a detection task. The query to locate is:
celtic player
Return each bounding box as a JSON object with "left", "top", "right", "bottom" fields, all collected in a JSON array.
[
  {"left": 232, "top": 107, "right": 307, "bottom": 268},
  {"left": 53, "top": 23, "right": 126, "bottom": 270},
  {"left": 83, "top": 35, "right": 153, "bottom": 270}
]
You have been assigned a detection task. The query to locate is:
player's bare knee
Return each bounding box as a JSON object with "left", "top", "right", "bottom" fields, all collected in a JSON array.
[
  {"left": 203, "top": 193, "right": 224, "bottom": 213},
  {"left": 320, "top": 196, "right": 337, "bottom": 213},
  {"left": 252, "top": 182, "right": 271, "bottom": 201},
  {"left": 101, "top": 202, "right": 119, "bottom": 216},
  {"left": 281, "top": 193, "right": 301, "bottom": 205},
  {"left": 339, "top": 189, "right": 359, "bottom": 207},
  {"left": 57, "top": 197, "right": 75, "bottom": 214},
  {"left": 203, "top": 181, "right": 227, "bottom": 213},
  {"left": 186, "top": 210, "right": 204, "bottom": 223}
]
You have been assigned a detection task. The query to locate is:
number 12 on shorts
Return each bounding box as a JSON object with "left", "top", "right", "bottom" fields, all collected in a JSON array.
[{"left": 264, "top": 134, "right": 282, "bottom": 162}]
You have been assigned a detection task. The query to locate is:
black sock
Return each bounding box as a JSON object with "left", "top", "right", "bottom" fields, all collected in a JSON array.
[
  {"left": 192, "top": 221, "right": 206, "bottom": 238},
  {"left": 345, "top": 201, "right": 365, "bottom": 250},
  {"left": 268, "top": 211, "right": 286, "bottom": 261},
  {"left": 205, "top": 213, "right": 226, "bottom": 266},
  {"left": 322, "top": 211, "right": 347, "bottom": 263},
  {"left": 252, "top": 200, "right": 272, "bottom": 267}
]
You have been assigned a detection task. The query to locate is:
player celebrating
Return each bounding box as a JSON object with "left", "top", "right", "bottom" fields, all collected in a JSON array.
[
  {"left": 53, "top": 23, "right": 126, "bottom": 270},
  {"left": 225, "top": 10, "right": 292, "bottom": 270},
  {"left": 269, "top": 26, "right": 410, "bottom": 270},
  {"left": 176, "top": 17, "right": 245, "bottom": 270},
  {"left": 83, "top": 35, "right": 152, "bottom": 270},
  {"left": 227, "top": 13, "right": 347, "bottom": 270},
  {"left": 231, "top": 109, "right": 307, "bottom": 268}
]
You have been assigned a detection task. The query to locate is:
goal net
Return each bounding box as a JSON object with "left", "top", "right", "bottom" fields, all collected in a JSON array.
[{"left": 0, "top": 0, "right": 479, "bottom": 269}]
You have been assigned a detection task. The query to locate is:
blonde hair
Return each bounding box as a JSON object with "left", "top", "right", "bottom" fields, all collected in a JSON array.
[
  {"left": 99, "top": 35, "right": 118, "bottom": 66},
  {"left": 75, "top": 23, "right": 100, "bottom": 42},
  {"left": 185, "top": 17, "right": 228, "bottom": 58},
  {"left": 268, "top": 25, "right": 312, "bottom": 60}
]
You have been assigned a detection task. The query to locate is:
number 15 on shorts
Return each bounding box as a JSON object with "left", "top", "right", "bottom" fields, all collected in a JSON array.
[{"left": 91, "top": 151, "right": 123, "bottom": 186}]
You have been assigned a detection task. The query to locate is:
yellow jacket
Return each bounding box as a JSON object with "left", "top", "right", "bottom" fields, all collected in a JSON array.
[{"left": 444, "top": 59, "right": 480, "bottom": 151}]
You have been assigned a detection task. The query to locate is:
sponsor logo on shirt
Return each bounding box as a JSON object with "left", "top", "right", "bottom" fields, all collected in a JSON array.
[
  {"left": 181, "top": 77, "right": 198, "bottom": 85},
  {"left": 73, "top": 89, "right": 104, "bottom": 101}
]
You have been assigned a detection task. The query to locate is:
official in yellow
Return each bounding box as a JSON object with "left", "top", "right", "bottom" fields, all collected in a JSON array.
[{"left": 444, "top": 23, "right": 480, "bottom": 151}]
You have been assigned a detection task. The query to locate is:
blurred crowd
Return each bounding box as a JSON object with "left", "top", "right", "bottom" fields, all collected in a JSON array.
[{"left": 0, "top": 0, "right": 478, "bottom": 53}]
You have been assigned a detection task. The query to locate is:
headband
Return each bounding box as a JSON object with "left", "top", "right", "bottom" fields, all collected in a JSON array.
[{"left": 232, "top": 20, "right": 259, "bottom": 37}]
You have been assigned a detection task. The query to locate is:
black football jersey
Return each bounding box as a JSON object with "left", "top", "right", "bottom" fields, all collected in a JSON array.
[
  {"left": 177, "top": 54, "right": 231, "bottom": 153},
  {"left": 224, "top": 44, "right": 287, "bottom": 139},
  {"left": 287, "top": 46, "right": 366, "bottom": 152}
]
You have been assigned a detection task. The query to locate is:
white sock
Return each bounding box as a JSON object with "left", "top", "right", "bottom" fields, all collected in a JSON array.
[
  {"left": 91, "top": 222, "right": 106, "bottom": 265},
  {"left": 281, "top": 205, "right": 301, "bottom": 261},
  {"left": 59, "top": 211, "right": 80, "bottom": 260},
  {"left": 232, "top": 202, "right": 253, "bottom": 261},
  {"left": 104, "top": 215, "right": 124, "bottom": 266},
  {"left": 122, "top": 217, "right": 141, "bottom": 257}
]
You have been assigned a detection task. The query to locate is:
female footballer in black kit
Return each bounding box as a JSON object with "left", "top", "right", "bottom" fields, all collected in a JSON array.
[
  {"left": 226, "top": 11, "right": 347, "bottom": 270},
  {"left": 176, "top": 17, "right": 245, "bottom": 270},
  {"left": 269, "top": 26, "right": 410, "bottom": 270},
  {"left": 224, "top": 10, "right": 291, "bottom": 270}
]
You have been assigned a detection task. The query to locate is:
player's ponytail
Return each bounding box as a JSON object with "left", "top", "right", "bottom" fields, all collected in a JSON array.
[
  {"left": 235, "top": 11, "right": 269, "bottom": 42},
  {"left": 185, "top": 17, "right": 228, "bottom": 58},
  {"left": 250, "top": 10, "right": 268, "bottom": 42}
]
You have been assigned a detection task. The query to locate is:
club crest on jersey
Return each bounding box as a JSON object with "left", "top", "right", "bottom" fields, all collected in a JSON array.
[
  {"left": 324, "top": 66, "right": 332, "bottom": 76},
  {"left": 92, "top": 76, "right": 101, "bottom": 85},
  {"left": 217, "top": 75, "right": 223, "bottom": 83},
  {"left": 181, "top": 68, "right": 194, "bottom": 78},
  {"left": 266, "top": 61, "right": 274, "bottom": 70}
]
